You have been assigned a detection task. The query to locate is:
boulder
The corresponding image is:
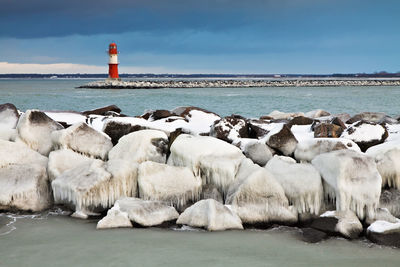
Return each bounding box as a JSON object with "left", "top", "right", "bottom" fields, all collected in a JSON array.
[
  {"left": 265, "top": 156, "right": 323, "bottom": 215},
  {"left": 248, "top": 119, "right": 270, "bottom": 138},
  {"left": 236, "top": 139, "right": 274, "bottom": 166},
  {"left": 367, "top": 220, "right": 400, "bottom": 248},
  {"left": 108, "top": 130, "right": 168, "bottom": 164},
  {"left": 365, "top": 208, "right": 399, "bottom": 225},
  {"left": 107, "top": 197, "right": 179, "bottom": 227},
  {"left": 168, "top": 134, "right": 245, "bottom": 194},
  {"left": 137, "top": 162, "right": 202, "bottom": 210},
  {"left": 82, "top": 105, "right": 122, "bottom": 116},
  {"left": 176, "top": 199, "right": 243, "bottom": 231},
  {"left": 312, "top": 150, "right": 382, "bottom": 220},
  {"left": 0, "top": 103, "right": 19, "bottom": 141},
  {"left": 287, "top": 116, "right": 314, "bottom": 128},
  {"left": 265, "top": 124, "right": 298, "bottom": 156},
  {"left": 267, "top": 110, "right": 304, "bottom": 120},
  {"left": 210, "top": 115, "right": 249, "bottom": 143},
  {"left": 330, "top": 117, "right": 346, "bottom": 129},
  {"left": 225, "top": 158, "right": 297, "bottom": 225},
  {"left": 313, "top": 123, "right": 344, "bottom": 138},
  {"left": 367, "top": 147, "right": 400, "bottom": 189},
  {"left": 294, "top": 138, "right": 361, "bottom": 162},
  {"left": 142, "top": 109, "right": 174, "bottom": 121},
  {"left": 16, "top": 110, "right": 63, "bottom": 156},
  {"left": 341, "top": 121, "right": 388, "bottom": 152},
  {"left": 379, "top": 189, "right": 400, "bottom": 218},
  {"left": 347, "top": 112, "right": 396, "bottom": 124},
  {"left": 305, "top": 109, "right": 331, "bottom": 119},
  {"left": 96, "top": 204, "right": 133, "bottom": 229},
  {"left": 103, "top": 120, "right": 148, "bottom": 145},
  {"left": 311, "top": 210, "right": 363, "bottom": 239},
  {"left": 298, "top": 228, "right": 328, "bottom": 243},
  {"left": 51, "top": 122, "right": 113, "bottom": 160}
]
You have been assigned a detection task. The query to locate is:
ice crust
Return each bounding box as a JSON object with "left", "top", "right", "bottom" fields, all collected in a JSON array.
[{"left": 367, "top": 220, "right": 400, "bottom": 234}]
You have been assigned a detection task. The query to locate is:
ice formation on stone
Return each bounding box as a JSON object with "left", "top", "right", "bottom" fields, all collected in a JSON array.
[
  {"left": 367, "top": 220, "right": 400, "bottom": 234},
  {"left": 138, "top": 161, "right": 202, "bottom": 209},
  {"left": 0, "top": 103, "right": 19, "bottom": 141},
  {"left": 225, "top": 158, "right": 297, "bottom": 224},
  {"left": 234, "top": 138, "right": 273, "bottom": 167},
  {"left": 16, "top": 110, "right": 63, "bottom": 156},
  {"left": 96, "top": 203, "right": 133, "bottom": 229},
  {"left": 265, "top": 155, "right": 323, "bottom": 215},
  {"left": 51, "top": 122, "right": 113, "bottom": 160},
  {"left": 312, "top": 150, "right": 382, "bottom": 219},
  {"left": 108, "top": 130, "right": 168, "bottom": 164},
  {"left": 167, "top": 134, "right": 245, "bottom": 194},
  {"left": 319, "top": 210, "right": 363, "bottom": 239},
  {"left": 176, "top": 199, "right": 243, "bottom": 231}
]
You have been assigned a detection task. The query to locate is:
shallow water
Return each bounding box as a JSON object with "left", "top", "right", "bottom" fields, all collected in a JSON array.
[{"left": 1, "top": 78, "right": 400, "bottom": 117}]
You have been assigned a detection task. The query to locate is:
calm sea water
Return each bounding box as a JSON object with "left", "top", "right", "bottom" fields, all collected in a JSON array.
[
  {"left": 1, "top": 78, "right": 400, "bottom": 266},
  {"left": 1, "top": 78, "right": 400, "bottom": 117}
]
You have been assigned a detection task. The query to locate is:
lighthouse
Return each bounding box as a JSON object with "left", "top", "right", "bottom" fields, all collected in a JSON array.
[{"left": 108, "top": 42, "right": 119, "bottom": 80}]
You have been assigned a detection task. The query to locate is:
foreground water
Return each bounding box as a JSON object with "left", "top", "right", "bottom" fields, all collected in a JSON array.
[
  {"left": 1, "top": 213, "right": 400, "bottom": 267},
  {"left": 1, "top": 78, "right": 400, "bottom": 117},
  {"left": 1, "top": 78, "right": 400, "bottom": 266}
]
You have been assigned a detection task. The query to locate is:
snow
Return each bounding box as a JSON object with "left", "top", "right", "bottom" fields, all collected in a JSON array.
[
  {"left": 176, "top": 199, "right": 243, "bottom": 231},
  {"left": 367, "top": 220, "right": 400, "bottom": 234},
  {"left": 45, "top": 111, "right": 87, "bottom": 126},
  {"left": 108, "top": 129, "right": 168, "bottom": 164},
  {"left": 265, "top": 155, "right": 323, "bottom": 215},
  {"left": 290, "top": 125, "right": 314, "bottom": 143},
  {"left": 51, "top": 122, "right": 113, "bottom": 160},
  {"left": 294, "top": 138, "right": 361, "bottom": 162},
  {"left": 341, "top": 121, "right": 386, "bottom": 143},
  {"left": 137, "top": 161, "right": 202, "bottom": 210},
  {"left": 312, "top": 150, "right": 382, "bottom": 220},
  {"left": 167, "top": 134, "right": 245, "bottom": 194}
]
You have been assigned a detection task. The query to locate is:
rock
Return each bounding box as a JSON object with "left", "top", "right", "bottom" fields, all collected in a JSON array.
[
  {"left": 267, "top": 110, "right": 304, "bottom": 120},
  {"left": 109, "top": 197, "right": 179, "bottom": 227},
  {"left": 265, "top": 124, "right": 298, "bottom": 156},
  {"left": 305, "top": 109, "right": 331, "bottom": 119},
  {"left": 311, "top": 210, "right": 363, "bottom": 239},
  {"left": 0, "top": 103, "right": 19, "bottom": 141},
  {"left": 96, "top": 204, "right": 133, "bottom": 229},
  {"left": 51, "top": 122, "right": 113, "bottom": 160},
  {"left": 330, "top": 117, "right": 346, "bottom": 129},
  {"left": 265, "top": 156, "right": 323, "bottom": 215},
  {"left": 237, "top": 139, "right": 274, "bottom": 166},
  {"left": 367, "top": 220, "right": 400, "bottom": 248},
  {"left": 16, "top": 110, "right": 64, "bottom": 156},
  {"left": 168, "top": 134, "right": 245, "bottom": 194},
  {"left": 108, "top": 130, "right": 168, "bottom": 164},
  {"left": 248, "top": 120, "right": 270, "bottom": 138},
  {"left": 347, "top": 112, "right": 395, "bottom": 124},
  {"left": 176, "top": 199, "right": 243, "bottom": 231},
  {"left": 365, "top": 208, "right": 399, "bottom": 225},
  {"left": 341, "top": 121, "right": 388, "bottom": 152},
  {"left": 103, "top": 120, "right": 148, "bottom": 145},
  {"left": 313, "top": 123, "right": 344, "bottom": 138},
  {"left": 48, "top": 149, "right": 97, "bottom": 181},
  {"left": 312, "top": 150, "right": 382, "bottom": 220},
  {"left": 225, "top": 158, "right": 297, "bottom": 225},
  {"left": 137, "top": 162, "right": 202, "bottom": 210},
  {"left": 82, "top": 105, "right": 122, "bottom": 116},
  {"left": 367, "top": 147, "right": 400, "bottom": 189},
  {"left": 379, "top": 189, "right": 400, "bottom": 218},
  {"left": 294, "top": 138, "right": 361, "bottom": 162},
  {"left": 172, "top": 106, "right": 218, "bottom": 118},
  {"left": 200, "top": 184, "right": 223, "bottom": 203},
  {"left": 287, "top": 116, "right": 314, "bottom": 128},
  {"left": 334, "top": 113, "right": 351, "bottom": 123},
  {"left": 210, "top": 115, "right": 249, "bottom": 143},
  {"left": 0, "top": 140, "right": 48, "bottom": 167},
  {"left": 143, "top": 110, "right": 174, "bottom": 121},
  {"left": 299, "top": 228, "right": 328, "bottom": 243}
]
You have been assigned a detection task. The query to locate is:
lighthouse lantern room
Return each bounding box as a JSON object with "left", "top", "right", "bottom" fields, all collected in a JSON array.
[{"left": 108, "top": 42, "right": 119, "bottom": 80}]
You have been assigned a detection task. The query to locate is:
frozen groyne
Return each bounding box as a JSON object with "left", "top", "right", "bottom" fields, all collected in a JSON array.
[
  {"left": 79, "top": 78, "right": 400, "bottom": 89},
  {"left": 1, "top": 102, "right": 400, "bottom": 247}
]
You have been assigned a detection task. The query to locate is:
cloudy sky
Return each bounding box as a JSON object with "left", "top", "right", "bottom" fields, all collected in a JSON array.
[{"left": 0, "top": 0, "right": 399, "bottom": 74}]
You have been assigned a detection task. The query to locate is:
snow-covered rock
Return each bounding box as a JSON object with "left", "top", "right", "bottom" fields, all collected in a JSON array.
[
  {"left": 16, "top": 110, "right": 63, "bottom": 156},
  {"left": 109, "top": 197, "right": 179, "bottom": 227},
  {"left": 96, "top": 203, "right": 133, "bottom": 229},
  {"left": 176, "top": 199, "right": 243, "bottom": 231},
  {"left": 45, "top": 111, "right": 87, "bottom": 127},
  {"left": 379, "top": 189, "right": 400, "bottom": 218},
  {"left": 102, "top": 119, "right": 148, "bottom": 145},
  {"left": 82, "top": 105, "right": 122, "bottom": 116},
  {"left": 168, "top": 134, "right": 245, "bottom": 194},
  {"left": 137, "top": 162, "right": 202, "bottom": 210},
  {"left": 51, "top": 122, "right": 113, "bottom": 160},
  {"left": 341, "top": 121, "right": 388, "bottom": 152},
  {"left": 225, "top": 158, "right": 297, "bottom": 225},
  {"left": 366, "top": 147, "right": 400, "bottom": 189},
  {"left": 210, "top": 115, "right": 249, "bottom": 143},
  {"left": 294, "top": 138, "right": 361, "bottom": 162},
  {"left": 264, "top": 124, "right": 298, "bottom": 156},
  {"left": 312, "top": 150, "right": 382, "bottom": 220},
  {"left": 367, "top": 220, "right": 400, "bottom": 247},
  {"left": 235, "top": 138, "right": 273, "bottom": 167},
  {"left": 267, "top": 110, "right": 305, "bottom": 120},
  {"left": 0, "top": 140, "right": 48, "bottom": 168},
  {"left": 365, "top": 208, "right": 399, "bottom": 225},
  {"left": 265, "top": 156, "right": 323, "bottom": 215},
  {"left": 311, "top": 210, "right": 363, "bottom": 239},
  {"left": 108, "top": 129, "right": 168, "bottom": 164},
  {"left": 0, "top": 103, "right": 19, "bottom": 141}
]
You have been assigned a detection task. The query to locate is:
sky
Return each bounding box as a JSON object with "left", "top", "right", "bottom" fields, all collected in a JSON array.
[{"left": 0, "top": 0, "right": 399, "bottom": 74}]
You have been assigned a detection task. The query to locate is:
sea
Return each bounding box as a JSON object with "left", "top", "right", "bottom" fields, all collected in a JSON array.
[{"left": 1, "top": 78, "right": 400, "bottom": 267}]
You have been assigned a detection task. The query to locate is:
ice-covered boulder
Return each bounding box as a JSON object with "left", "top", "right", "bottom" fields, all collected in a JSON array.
[
  {"left": 264, "top": 124, "right": 298, "bottom": 156},
  {"left": 16, "top": 110, "right": 63, "bottom": 156},
  {"left": 366, "top": 146, "right": 400, "bottom": 189},
  {"left": 367, "top": 220, "right": 400, "bottom": 247},
  {"left": 137, "top": 162, "right": 202, "bottom": 210},
  {"left": 201, "top": 184, "right": 223, "bottom": 203},
  {"left": 235, "top": 138, "right": 273, "bottom": 167},
  {"left": 267, "top": 110, "right": 304, "bottom": 120},
  {"left": 210, "top": 115, "right": 249, "bottom": 143},
  {"left": 265, "top": 156, "right": 323, "bottom": 215},
  {"left": 108, "top": 197, "right": 179, "bottom": 227},
  {"left": 96, "top": 203, "right": 133, "bottom": 229},
  {"left": 312, "top": 150, "right": 382, "bottom": 219},
  {"left": 379, "top": 189, "right": 400, "bottom": 218},
  {"left": 294, "top": 138, "right": 361, "bottom": 162},
  {"left": 0, "top": 140, "right": 48, "bottom": 167},
  {"left": 176, "top": 199, "right": 243, "bottom": 231},
  {"left": 0, "top": 103, "right": 19, "bottom": 141},
  {"left": 341, "top": 121, "right": 388, "bottom": 152},
  {"left": 365, "top": 208, "right": 399, "bottom": 225},
  {"left": 52, "top": 160, "right": 138, "bottom": 218},
  {"left": 168, "top": 134, "right": 245, "bottom": 194},
  {"left": 51, "top": 122, "right": 113, "bottom": 160},
  {"left": 311, "top": 210, "right": 363, "bottom": 239},
  {"left": 109, "top": 129, "right": 168, "bottom": 164},
  {"left": 48, "top": 149, "right": 96, "bottom": 181},
  {"left": 225, "top": 158, "right": 297, "bottom": 225}
]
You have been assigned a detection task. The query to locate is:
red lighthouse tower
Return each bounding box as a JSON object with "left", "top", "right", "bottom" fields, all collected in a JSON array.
[{"left": 108, "top": 42, "right": 119, "bottom": 79}]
